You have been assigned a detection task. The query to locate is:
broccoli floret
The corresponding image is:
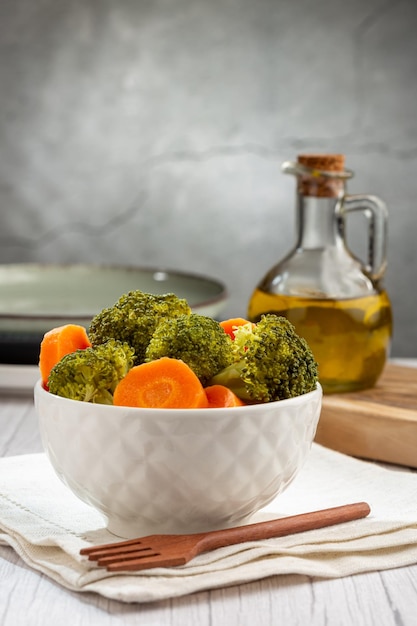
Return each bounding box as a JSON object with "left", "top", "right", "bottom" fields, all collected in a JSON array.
[
  {"left": 145, "top": 313, "right": 234, "bottom": 386},
  {"left": 48, "top": 339, "right": 135, "bottom": 404},
  {"left": 88, "top": 290, "right": 191, "bottom": 364},
  {"left": 211, "top": 314, "right": 318, "bottom": 402}
]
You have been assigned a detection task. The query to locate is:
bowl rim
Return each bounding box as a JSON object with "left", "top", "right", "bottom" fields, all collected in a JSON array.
[{"left": 34, "top": 379, "right": 322, "bottom": 418}]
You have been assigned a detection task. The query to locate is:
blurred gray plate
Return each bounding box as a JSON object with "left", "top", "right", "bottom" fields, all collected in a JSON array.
[{"left": 0, "top": 264, "right": 228, "bottom": 365}]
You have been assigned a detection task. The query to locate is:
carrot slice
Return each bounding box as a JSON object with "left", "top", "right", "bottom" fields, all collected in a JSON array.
[
  {"left": 39, "top": 324, "right": 91, "bottom": 387},
  {"left": 113, "top": 357, "right": 209, "bottom": 409},
  {"left": 204, "top": 384, "right": 246, "bottom": 408},
  {"left": 219, "top": 317, "right": 253, "bottom": 340}
]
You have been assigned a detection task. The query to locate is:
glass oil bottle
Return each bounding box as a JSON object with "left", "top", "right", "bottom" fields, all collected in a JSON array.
[{"left": 248, "top": 154, "right": 393, "bottom": 394}]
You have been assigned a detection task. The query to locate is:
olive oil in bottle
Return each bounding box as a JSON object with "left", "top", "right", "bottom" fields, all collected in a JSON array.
[
  {"left": 248, "top": 154, "right": 393, "bottom": 394},
  {"left": 248, "top": 290, "right": 392, "bottom": 394}
]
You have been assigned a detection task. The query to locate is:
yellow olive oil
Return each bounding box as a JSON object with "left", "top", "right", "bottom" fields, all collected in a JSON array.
[{"left": 248, "top": 289, "right": 393, "bottom": 394}]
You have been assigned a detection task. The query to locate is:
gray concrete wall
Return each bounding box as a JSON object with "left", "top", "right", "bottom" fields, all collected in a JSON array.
[{"left": 0, "top": 0, "right": 416, "bottom": 356}]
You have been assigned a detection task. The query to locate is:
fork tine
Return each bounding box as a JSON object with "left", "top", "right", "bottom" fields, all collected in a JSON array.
[
  {"left": 85, "top": 543, "right": 150, "bottom": 560},
  {"left": 106, "top": 555, "right": 188, "bottom": 572},
  {"left": 97, "top": 549, "right": 159, "bottom": 566},
  {"left": 80, "top": 537, "right": 148, "bottom": 555}
]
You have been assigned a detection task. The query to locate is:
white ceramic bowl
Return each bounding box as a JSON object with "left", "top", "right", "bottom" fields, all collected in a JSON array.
[{"left": 34, "top": 380, "right": 322, "bottom": 538}]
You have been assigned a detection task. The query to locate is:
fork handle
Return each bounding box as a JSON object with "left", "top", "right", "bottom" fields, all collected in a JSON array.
[{"left": 196, "top": 502, "right": 371, "bottom": 553}]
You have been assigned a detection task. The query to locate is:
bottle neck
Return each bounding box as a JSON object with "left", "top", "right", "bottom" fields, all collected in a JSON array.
[{"left": 295, "top": 194, "right": 343, "bottom": 249}]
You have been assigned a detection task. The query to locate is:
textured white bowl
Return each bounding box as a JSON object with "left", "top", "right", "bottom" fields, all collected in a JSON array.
[{"left": 34, "top": 380, "right": 322, "bottom": 538}]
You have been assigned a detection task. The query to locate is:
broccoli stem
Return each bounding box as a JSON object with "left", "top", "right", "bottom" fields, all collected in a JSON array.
[{"left": 210, "top": 362, "right": 253, "bottom": 402}]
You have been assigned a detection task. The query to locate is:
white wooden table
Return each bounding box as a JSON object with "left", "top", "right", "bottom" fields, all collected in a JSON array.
[{"left": 1, "top": 362, "right": 417, "bottom": 626}]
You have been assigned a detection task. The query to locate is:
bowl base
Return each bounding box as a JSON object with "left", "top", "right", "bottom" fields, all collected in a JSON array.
[{"left": 105, "top": 513, "right": 256, "bottom": 539}]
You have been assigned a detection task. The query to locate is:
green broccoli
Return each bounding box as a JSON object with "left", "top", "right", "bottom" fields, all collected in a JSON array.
[
  {"left": 145, "top": 313, "right": 235, "bottom": 386},
  {"left": 211, "top": 314, "right": 318, "bottom": 402},
  {"left": 48, "top": 339, "right": 135, "bottom": 404},
  {"left": 88, "top": 290, "right": 191, "bottom": 365}
]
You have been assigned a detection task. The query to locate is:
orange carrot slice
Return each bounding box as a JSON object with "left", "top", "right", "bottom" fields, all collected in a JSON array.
[
  {"left": 113, "top": 357, "right": 209, "bottom": 409},
  {"left": 204, "top": 384, "right": 246, "bottom": 408},
  {"left": 39, "top": 324, "right": 91, "bottom": 387},
  {"left": 219, "top": 317, "right": 253, "bottom": 340}
]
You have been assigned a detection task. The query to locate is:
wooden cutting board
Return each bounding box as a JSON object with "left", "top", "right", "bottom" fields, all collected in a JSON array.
[{"left": 315, "top": 363, "right": 417, "bottom": 468}]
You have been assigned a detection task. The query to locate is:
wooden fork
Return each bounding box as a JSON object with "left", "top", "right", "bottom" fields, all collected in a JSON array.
[{"left": 80, "top": 502, "right": 370, "bottom": 572}]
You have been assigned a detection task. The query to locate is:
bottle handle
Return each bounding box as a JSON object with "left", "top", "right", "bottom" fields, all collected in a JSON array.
[{"left": 342, "top": 194, "right": 388, "bottom": 281}]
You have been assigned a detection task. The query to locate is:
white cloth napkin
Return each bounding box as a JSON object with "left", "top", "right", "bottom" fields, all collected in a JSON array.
[{"left": 1, "top": 444, "right": 417, "bottom": 603}]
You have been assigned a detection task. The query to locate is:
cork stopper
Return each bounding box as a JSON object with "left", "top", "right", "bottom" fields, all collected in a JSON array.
[
  {"left": 297, "top": 154, "right": 346, "bottom": 197},
  {"left": 298, "top": 154, "right": 345, "bottom": 172}
]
